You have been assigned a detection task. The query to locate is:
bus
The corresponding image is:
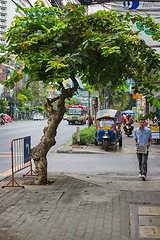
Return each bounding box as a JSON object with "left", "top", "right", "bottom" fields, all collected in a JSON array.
[{"left": 67, "top": 104, "right": 87, "bottom": 125}]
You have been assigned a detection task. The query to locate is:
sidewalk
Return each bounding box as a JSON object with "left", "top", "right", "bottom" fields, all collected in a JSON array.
[
  {"left": 0, "top": 125, "right": 160, "bottom": 240},
  {"left": 55, "top": 124, "right": 160, "bottom": 155}
]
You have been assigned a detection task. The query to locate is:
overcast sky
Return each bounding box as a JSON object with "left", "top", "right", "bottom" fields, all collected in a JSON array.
[{"left": 30, "top": 0, "right": 36, "bottom": 4}]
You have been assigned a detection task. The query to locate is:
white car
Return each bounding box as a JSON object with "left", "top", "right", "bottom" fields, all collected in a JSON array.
[
  {"left": 33, "top": 113, "right": 44, "bottom": 121},
  {"left": 63, "top": 113, "right": 67, "bottom": 120}
]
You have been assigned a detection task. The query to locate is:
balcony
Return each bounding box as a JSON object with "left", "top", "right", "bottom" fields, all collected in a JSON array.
[
  {"left": 0, "top": 21, "right": 6, "bottom": 26},
  {"left": 0, "top": 15, "right": 6, "bottom": 20},
  {"left": 0, "top": 21, "right": 6, "bottom": 27},
  {"left": 0, "top": 27, "right": 6, "bottom": 32},
  {"left": 0, "top": 10, "right": 6, "bottom": 14}
]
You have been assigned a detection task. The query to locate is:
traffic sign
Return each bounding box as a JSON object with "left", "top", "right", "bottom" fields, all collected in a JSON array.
[{"left": 24, "top": 136, "right": 31, "bottom": 164}]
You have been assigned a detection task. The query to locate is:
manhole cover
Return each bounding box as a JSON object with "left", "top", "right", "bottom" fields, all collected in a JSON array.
[{"left": 130, "top": 205, "right": 160, "bottom": 239}]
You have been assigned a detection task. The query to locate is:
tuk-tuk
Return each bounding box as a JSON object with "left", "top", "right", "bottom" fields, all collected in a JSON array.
[{"left": 95, "top": 109, "right": 122, "bottom": 151}]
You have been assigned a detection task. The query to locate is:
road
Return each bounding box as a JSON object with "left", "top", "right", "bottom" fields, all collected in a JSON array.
[
  {"left": 1, "top": 120, "right": 160, "bottom": 181},
  {"left": 0, "top": 119, "right": 87, "bottom": 176}
]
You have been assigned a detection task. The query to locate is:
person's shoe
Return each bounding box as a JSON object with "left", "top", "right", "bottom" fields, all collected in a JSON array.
[
  {"left": 139, "top": 174, "right": 142, "bottom": 178},
  {"left": 141, "top": 175, "right": 146, "bottom": 181}
]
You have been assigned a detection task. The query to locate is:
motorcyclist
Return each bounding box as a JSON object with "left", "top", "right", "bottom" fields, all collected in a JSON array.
[
  {"left": 1, "top": 113, "right": 4, "bottom": 120},
  {"left": 124, "top": 114, "right": 133, "bottom": 133},
  {"left": 0, "top": 113, "right": 5, "bottom": 124}
]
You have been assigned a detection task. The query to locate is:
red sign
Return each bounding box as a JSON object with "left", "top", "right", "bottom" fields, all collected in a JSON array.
[{"left": 133, "top": 94, "right": 142, "bottom": 99}]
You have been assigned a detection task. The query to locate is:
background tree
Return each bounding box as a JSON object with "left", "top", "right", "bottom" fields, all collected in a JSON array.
[
  {"left": 16, "top": 85, "right": 34, "bottom": 103},
  {"left": 106, "top": 89, "right": 129, "bottom": 111},
  {"left": 1, "top": 2, "right": 160, "bottom": 184},
  {"left": 0, "top": 97, "right": 8, "bottom": 113},
  {"left": 17, "top": 94, "right": 28, "bottom": 108},
  {"left": 65, "top": 97, "right": 83, "bottom": 109}
]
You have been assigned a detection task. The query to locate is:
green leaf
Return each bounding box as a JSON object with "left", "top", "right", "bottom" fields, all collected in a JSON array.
[
  {"left": 76, "top": 56, "right": 82, "bottom": 64},
  {"left": 56, "top": 43, "right": 62, "bottom": 48}
]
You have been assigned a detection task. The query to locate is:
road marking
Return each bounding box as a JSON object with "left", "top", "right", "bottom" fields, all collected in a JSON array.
[
  {"left": 0, "top": 152, "right": 11, "bottom": 157},
  {"left": 0, "top": 169, "right": 12, "bottom": 176},
  {"left": 0, "top": 152, "right": 10, "bottom": 153},
  {"left": 5, "top": 132, "right": 13, "bottom": 134},
  {"left": 0, "top": 159, "right": 34, "bottom": 177},
  {"left": 0, "top": 155, "right": 11, "bottom": 157}
]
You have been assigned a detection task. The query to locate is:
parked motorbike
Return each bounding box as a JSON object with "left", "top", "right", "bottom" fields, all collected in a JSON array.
[
  {"left": 124, "top": 122, "right": 134, "bottom": 137},
  {"left": 0, "top": 118, "right": 5, "bottom": 125}
]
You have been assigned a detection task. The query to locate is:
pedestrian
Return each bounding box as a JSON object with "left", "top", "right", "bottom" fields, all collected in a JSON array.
[
  {"left": 133, "top": 118, "right": 152, "bottom": 181},
  {"left": 152, "top": 113, "right": 158, "bottom": 126},
  {"left": 120, "top": 114, "right": 124, "bottom": 127},
  {"left": 89, "top": 116, "right": 93, "bottom": 126}
]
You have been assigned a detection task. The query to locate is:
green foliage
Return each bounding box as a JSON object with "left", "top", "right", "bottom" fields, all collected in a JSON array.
[
  {"left": 65, "top": 97, "right": 82, "bottom": 109},
  {"left": 17, "top": 86, "right": 34, "bottom": 102},
  {"left": 72, "top": 125, "right": 95, "bottom": 145},
  {"left": 145, "top": 111, "right": 157, "bottom": 120},
  {"left": 1, "top": 1, "right": 160, "bottom": 108},
  {"left": 17, "top": 94, "right": 28, "bottom": 107},
  {"left": 106, "top": 88, "right": 129, "bottom": 110},
  {"left": 137, "top": 113, "right": 144, "bottom": 121},
  {"left": 37, "top": 106, "right": 44, "bottom": 112},
  {"left": 0, "top": 97, "right": 8, "bottom": 113}
]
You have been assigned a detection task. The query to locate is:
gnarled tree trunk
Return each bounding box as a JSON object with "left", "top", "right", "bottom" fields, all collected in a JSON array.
[{"left": 30, "top": 76, "right": 78, "bottom": 184}]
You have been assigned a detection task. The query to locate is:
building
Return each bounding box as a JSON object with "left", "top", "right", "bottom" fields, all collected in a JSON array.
[
  {"left": 112, "top": 1, "right": 160, "bottom": 116},
  {"left": 0, "top": 0, "right": 31, "bottom": 48}
]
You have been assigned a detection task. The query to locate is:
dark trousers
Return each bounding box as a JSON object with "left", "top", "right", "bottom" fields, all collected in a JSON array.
[{"left": 137, "top": 152, "right": 149, "bottom": 177}]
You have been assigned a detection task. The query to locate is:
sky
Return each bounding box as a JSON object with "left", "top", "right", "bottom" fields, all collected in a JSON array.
[
  {"left": 30, "top": 0, "right": 36, "bottom": 4},
  {"left": 29, "top": 0, "right": 111, "bottom": 13}
]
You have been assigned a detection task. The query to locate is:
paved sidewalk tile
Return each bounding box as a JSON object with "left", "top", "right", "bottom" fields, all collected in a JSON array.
[{"left": 0, "top": 174, "right": 160, "bottom": 240}]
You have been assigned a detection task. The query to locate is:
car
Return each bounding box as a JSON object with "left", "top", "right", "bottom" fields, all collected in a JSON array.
[
  {"left": 33, "top": 113, "right": 44, "bottom": 121},
  {"left": 3, "top": 114, "right": 12, "bottom": 122},
  {"left": 63, "top": 113, "right": 67, "bottom": 120}
]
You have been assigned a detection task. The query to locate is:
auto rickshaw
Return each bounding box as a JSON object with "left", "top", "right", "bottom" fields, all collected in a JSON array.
[{"left": 95, "top": 109, "right": 122, "bottom": 151}]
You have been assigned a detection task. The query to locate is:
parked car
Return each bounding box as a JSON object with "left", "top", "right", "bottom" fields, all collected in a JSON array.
[
  {"left": 4, "top": 114, "right": 12, "bottom": 122},
  {"left": 33, "top": 113, "right": 44, "bottom": 121}
]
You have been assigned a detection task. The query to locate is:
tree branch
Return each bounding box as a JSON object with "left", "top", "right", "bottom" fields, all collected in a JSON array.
[
  {"left": 48, "top": 96, "right": 60, "bottom": 104},
  {"left": 11, "top": 0, "right": 24, "bottom": 11},
  {"left": 58, "top": 81, "right": 65, "bottom": 90}
]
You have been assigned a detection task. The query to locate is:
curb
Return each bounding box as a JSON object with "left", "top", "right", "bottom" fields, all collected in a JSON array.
[{"left": 55, "top": 142, "right": 160, "bottom": 155}]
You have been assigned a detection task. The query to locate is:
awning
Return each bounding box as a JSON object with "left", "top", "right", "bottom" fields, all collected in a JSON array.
[{"left": 13, "top": 108, "right": 19, "bottom": 111}]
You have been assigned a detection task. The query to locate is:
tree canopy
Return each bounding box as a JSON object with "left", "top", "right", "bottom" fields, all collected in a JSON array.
[{"left": 1, "top": 1, "right": 160, "bottom": 108}]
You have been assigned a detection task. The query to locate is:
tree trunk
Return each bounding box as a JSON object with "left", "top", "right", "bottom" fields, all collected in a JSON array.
[{"left": 30, "top": 76, "right": 78, "bottom": 185}]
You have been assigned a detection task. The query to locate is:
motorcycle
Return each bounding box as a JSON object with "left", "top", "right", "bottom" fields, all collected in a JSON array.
[
  {"left": 0, "top": 118, "right": 5, "bottom": 125},
  {"left": 124, "top": 122, "right": 134, "bottom": 137}
]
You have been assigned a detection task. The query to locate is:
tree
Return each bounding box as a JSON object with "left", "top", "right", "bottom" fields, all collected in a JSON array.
[
  {"left": 16, "top": 85, "right": 34, "bottom": 103},
  {"left": 1, "top": 1, "right": 160, "bottom": 184},
  {"left": 106, "top": 89, "right": 129, "bottom": 111},
  {"left": 17, "top": 94, "right": 28, "bottom": 108},
  {"left": 65, "top": 97, "right": 82, "bottom": 109},
  {"left": 0, "top": 97, "right": 8, "bottom": 113}
]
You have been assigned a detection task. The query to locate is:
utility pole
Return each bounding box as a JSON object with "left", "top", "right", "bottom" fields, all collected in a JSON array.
[{"left": 88, "top": 90, "right": 90, "bottom": 127}]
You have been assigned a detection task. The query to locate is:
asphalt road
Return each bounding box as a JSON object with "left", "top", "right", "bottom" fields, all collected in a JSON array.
[{"left": 0, "top": 119, "right": 87, "bottom": 176}]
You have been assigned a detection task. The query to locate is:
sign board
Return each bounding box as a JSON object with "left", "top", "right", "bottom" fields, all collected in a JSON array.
[
  {"left": 151, "top": 126, "right": 160, "bottom": 139},
  {"left": 112, "top": 1, "right": 160, "bottom": 54},
  {"left": 79, "top": 90, "right": 99, "bottom": 98},
  {"left": 133, "top": 94, "right": 142, "bottom": 99},
  {"left": 24, "top": 136, "right": 31, "bottom": 164}
]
